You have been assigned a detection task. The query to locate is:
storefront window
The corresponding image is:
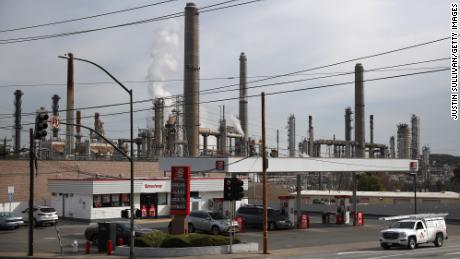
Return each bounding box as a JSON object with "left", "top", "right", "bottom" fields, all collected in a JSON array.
[
  {"left": 93, "top": 194, "right": 130, "bottom": 208},
  {"left": 157, "top": 193, "right": 168, "bottom": 205},
  {"left": 93, "top": 195, "right": 102, "bottom": 208},
  {"left": 102, "top": 194, "right": 111, "bottom": 207},
  {"left": 111, "top": 194, "right": 121, "bottom": 207},
  {"left": 121, "top": 194, "right": 130, "bottom": 206}
]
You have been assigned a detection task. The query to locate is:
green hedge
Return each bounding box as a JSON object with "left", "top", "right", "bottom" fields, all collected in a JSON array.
[
  {"left": 135, "top": 231, "right": 170, "bottom": 247},
  {"left": 135, "top": 232, "right": 240, "bottom": 248}
]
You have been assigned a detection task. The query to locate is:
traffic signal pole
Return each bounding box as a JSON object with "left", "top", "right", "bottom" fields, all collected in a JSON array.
[
  {"left": 261, "top": 92, "right": 268, "bottom": 254},
  {"left": 28, "top": 129, "right": 34, "bottom": 256}
]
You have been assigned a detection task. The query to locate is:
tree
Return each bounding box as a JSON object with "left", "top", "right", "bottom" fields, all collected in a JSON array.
[
  {"left": 357, "top": 173, "right": 385, "bottom": 191},
  {"left": 451, "top": 167, "right": 460, "bottom": 191}
]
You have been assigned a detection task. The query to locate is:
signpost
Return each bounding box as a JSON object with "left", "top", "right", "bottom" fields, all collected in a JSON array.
[
  {"left": 51, "top": 116, "right": 60, "bottom": 129},
  {"left": 7, "top": 186, "right": 14, "bottom": 212},
  {"left": 170, "top": 166, "right": 190, "bottom": 234}
]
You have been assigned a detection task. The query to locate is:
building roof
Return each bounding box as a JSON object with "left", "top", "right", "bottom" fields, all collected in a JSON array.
[
  {"left": 160, "top": 157, "right": 418, "bottom": 173},
  {"left": 293, "top": 190, "right": 460, "bottom": 199}
]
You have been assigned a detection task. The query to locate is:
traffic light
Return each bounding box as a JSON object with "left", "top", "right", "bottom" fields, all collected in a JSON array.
[
  {"left": 34, "top": 108, "right": 49, "bottom": 140},
  {"left": 223, "top": 178, "right": 233, "bottom": 201},
  {"left": 232, "top": 178, "right": 244, "bottom": 201}
]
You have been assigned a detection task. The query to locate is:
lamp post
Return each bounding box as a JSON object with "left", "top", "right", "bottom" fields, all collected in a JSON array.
[
  {"left": 58, "top": 55, "right": 135, "bottom": 258},
  {"left": 410, "top": 172, "right": 417, "bottom": 214}
]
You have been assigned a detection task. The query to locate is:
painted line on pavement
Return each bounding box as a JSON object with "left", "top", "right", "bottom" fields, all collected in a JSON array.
[
  {"left": 366, "top": 244, "right": 460, "bottom": 259},
  {"left": 337, "top": 251, "right": 379, "bottom": 255}
]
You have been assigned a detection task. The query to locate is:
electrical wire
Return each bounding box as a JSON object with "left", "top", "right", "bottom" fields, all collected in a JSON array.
[
  {"left": 199, "top": 37, "right": 449, "bottom": 93},
  {"left": 0, "top": 0, "right": 262, "bottom": 44},
  {"left": 0, "top": 0, "right": 177, "bottom": 33},
  {"left": 0, "top": 57, "right": 448, "bottom": 119},
  {"left": 0, "top": 68, "right": 449, "bottom": 130},
  {"left": 0, "top": 65, "right": 448, "bottom": 89}
]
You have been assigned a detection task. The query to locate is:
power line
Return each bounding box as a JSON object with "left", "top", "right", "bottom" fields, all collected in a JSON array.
[
  {"left": 202, "top": 58, "right": 449, "bottom": 95},
  {"left": 0, "top": 0, "right": 177, "bottom": 33},
  {"left": 0, "top": 58, "right": 449, "bottom": 119},
  {"left": 0, "top": 65, "right": 447, "bottom": 89},
  {"left": 0, "top": 68, "right": 448, "bottom": 130},
  {"left": 200, "top": 37, "right": 449, "bottom": 93},
  {"left": 0, "top": 57, "right": 448, "bottom": 119},
  {"left": 0, "top": 0, "right": 262, "bottom": 44}
]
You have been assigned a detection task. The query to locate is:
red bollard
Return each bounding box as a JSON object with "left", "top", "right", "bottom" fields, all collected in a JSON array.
[
  {"left": 106, "top": 240, "right": 113, "bottom": 255},
  {"left": 236, "top": 216, "right": 245, "bottom": 233},
  {"left": 117, "top": 237, "right": 124, "bottom": 246},
  {"left": 85, "top": 240, "right": 91, "bottom": 254}
]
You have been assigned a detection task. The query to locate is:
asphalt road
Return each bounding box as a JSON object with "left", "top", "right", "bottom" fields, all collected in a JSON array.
[{"left": 0, "top": 216, "right": 459, "bottom": 258}]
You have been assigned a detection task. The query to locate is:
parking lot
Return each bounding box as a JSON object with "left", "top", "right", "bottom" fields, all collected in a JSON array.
[{"left": 0, "top": 216, "right": 459, "bottom": 258}]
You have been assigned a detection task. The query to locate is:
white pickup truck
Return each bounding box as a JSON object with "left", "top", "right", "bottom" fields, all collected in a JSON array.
[{"left": 379, "top": 214, "right": 448, "bottom": 250}]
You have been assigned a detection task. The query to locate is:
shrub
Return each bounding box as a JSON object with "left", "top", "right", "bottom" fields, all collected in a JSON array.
[
  {"left": 136, "top": 232, "right": 241, "bottom": 248},
  {"left": 160, "top": 235, "right": 190, "bottom": 248},
  {"left": 135, "top": 231, "right": 170, "bottom": 247}
]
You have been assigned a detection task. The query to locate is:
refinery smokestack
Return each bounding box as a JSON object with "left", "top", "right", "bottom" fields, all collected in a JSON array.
[
  {"left": 354, "top": 63, "right": 365, "bottom": 158},
  {"left": 389, "top": 136, "right": 395, "bottom": 158},
  {"left": 14, "top": 90, "right": 23, "bottom": 153},
  {"left": 288, "top": 114, "right": 296, "bottom": 157},
  {"left": 238, "top": 52, "right": 248, "bottom": 156},
  {"left": 183, "top": 2, "right": 200, "bottom": 157},
  {"left": 411, "top": 114, "right": 420, "bottom": 159},
  {"left": 154, "top": 98, "right": 165, "bottom": 156},
  {"left": 397, "top": 123, "right": 410, "bottom": 159},
  {"left": 65, "top": 53, "right": 74, "bottom": 155},
  {"left": 344, "top": 107, "right": 352, "bottom": 157},
  {"left": 369, "top": 114, "right": 374, "bottom": 158},
  {"left": 51, "top": 94, "right": 61, "bottom": 139},
  {"left": 308, "top": 115, "right": 314, "bottom": 156},
  {"left": 76, "top": 110, "right": 82, "bottom": 144}
]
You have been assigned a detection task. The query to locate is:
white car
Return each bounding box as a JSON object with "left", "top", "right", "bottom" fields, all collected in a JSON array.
[
  {"left": 379, "top": 214, "right": 448, "bottom": 250},
  {"left": 21, "top": 206, "right": 58, "bottom": 226}
]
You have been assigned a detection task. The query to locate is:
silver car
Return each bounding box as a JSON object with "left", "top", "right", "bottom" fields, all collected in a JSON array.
[
  {"left": 21, "top": 206, "right": 58, "bottom": 226},
  {"left": 0, "top": 212, "right": 24, "bottom": 230},
  {"left": 188, "top": 210, "right": 239, "bottom": 235}
]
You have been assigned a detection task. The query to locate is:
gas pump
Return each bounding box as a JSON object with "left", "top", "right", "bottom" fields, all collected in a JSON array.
[
  {"left": 278, "top": 196, "right": 296, "bottom": 224},
  {"left": 334, "top": 195, "right": 351, "bottom": 224}
]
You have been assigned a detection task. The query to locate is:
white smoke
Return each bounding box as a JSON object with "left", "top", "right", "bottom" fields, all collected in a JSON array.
[
  {"left": 146, "top": 20, "right": 181, "bottom": 128},
  {"left": 230, "top": 114, "right": 245, "bottom": 137}
]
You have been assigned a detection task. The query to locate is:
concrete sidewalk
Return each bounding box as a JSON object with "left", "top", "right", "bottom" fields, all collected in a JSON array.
[{"left": 0, "top": 241, "right": 375, "bottom": 259}]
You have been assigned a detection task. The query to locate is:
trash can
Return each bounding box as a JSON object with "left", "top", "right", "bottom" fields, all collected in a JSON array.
[
  {"left": 98, "top": 222, "right": 117, "bottom": 252},
  {"left": 297, "top": 212, "right": 309, "bottom": 229},
  {"left": 357, "top": 211, "right": 364, "bottom": 226},
  {"left": 121, "top": 209, "right": 128, "bottom": 219},
  {"left": 135, "top": 209, "right": 142, "bottom": 218}
]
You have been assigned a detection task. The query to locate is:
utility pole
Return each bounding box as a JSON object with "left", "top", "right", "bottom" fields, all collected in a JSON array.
[
  {"left": 261, "top": 92, "right": 268, "bottom": 254},
  {"left": 28, "top": 129, "right": 34, "bottom": 256}
]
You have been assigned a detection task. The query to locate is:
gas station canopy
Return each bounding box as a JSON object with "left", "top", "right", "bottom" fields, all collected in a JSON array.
[{"left": 159, "top": 157, "right": 418, "bottom": 173}]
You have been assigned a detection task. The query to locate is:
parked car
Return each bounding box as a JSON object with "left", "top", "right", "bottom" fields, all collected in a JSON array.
[
  {"left": 84, "top": 221, "right": 156, "bottom": 243},
  {"left": 21, "top": 206, "right": 58, "bottom": 226},
  {"left": 0, "top": 212, "right": 24, "bottom": 230},
  {"left": 187, "top": 210, "right": 239, "bottom": 235},
  {"left": 236, "top": 205, "right": 292, "bottom": 230},
  {"left": 379, "top": 214, "right": 448, "bottom": 249}
]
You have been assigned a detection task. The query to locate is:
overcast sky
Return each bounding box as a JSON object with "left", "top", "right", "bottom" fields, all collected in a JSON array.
[{"left": 0, "top": 0, "right": 457, "bottom": 156}]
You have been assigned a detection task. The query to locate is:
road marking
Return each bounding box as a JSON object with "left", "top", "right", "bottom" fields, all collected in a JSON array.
[
  {"left": 446, "top": 252, "right": 460, "bottom": 255},
  {"left": 44, "top": 237, "right": 57, "bottom": 240},
  {"left": 337, "top": 251, "right": 379, "bottom": 255},
  {"left": 366, "top": 244, "right": 460, "bottom": 259}
]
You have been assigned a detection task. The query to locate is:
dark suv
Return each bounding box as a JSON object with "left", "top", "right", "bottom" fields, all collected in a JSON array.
[{"left": 236, "top": 205, "right": 292, "bottom": 230}]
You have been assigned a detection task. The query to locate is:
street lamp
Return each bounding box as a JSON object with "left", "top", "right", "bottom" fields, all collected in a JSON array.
[
  {"left": 409, "top": 172, "right": 417, "bottom": 214},
  {"left": 58, "top": 54, "right": 135, "bottom": 258}
]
